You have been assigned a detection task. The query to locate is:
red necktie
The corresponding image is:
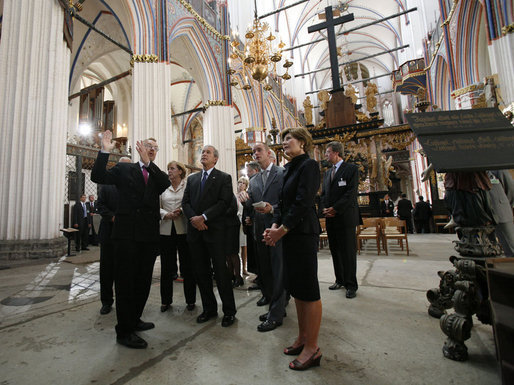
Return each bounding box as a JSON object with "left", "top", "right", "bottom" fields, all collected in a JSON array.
[{"left": 142, "top": 166, "right": 149, "bottom": 185}]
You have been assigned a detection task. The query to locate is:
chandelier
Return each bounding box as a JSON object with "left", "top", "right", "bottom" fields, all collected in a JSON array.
[{"left": 228, "top": 17, "right": 292, "bottom": 91}]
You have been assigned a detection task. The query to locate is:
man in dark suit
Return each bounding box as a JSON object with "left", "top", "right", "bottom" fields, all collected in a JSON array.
[
  {"left": 413, "top": 196, "right": 432, "bottom": 233},
  {"left": 321, "top": 141, "right": 360, "bottom": 299},
  {"left": 86, "top": 195, "right": 99, "bottom": 245},
  {"left": 72, "top": 194, "right": 90, "bottom": 251},
  {"left": 96, "top": 157, "right": 132, "bottom": 315},
  {"left": 239, "top": 143, "right": 286, "bottom": 332},
  {"left": 91, "top": 131, "right": 170, "bottom": 349},
  {"left": 380, "top": 194, "right": 394, "bottom": 217},
  {"left": 396, "top": 193, "right": 413, "bottom": 233},
  {"left": 182, "top": 145, "right": 236, "bottom": 327}
]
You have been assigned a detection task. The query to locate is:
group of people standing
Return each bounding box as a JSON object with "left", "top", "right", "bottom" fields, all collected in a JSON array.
[
  {"left": 381, "top": 193, "right": 433, "bottom": 234},
  {"left": 90, "top": 127, "right": 364, "bottom": 371}
]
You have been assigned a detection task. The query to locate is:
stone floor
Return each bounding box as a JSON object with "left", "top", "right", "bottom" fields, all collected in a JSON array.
[{"left": 0, "top": 234, "right": 501, "bottom": 385}]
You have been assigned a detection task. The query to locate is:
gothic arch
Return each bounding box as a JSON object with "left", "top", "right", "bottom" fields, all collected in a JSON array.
[
  {"left": 432, "top": 55, "right": 452, "bottom": 110},
  {"left": 168, "top": 18, "right": 225, "bottom": 102}
]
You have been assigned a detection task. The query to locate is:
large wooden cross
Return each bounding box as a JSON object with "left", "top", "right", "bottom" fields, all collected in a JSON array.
[{"left": 308, "top": 6, "right": 354, "bottom": 91}]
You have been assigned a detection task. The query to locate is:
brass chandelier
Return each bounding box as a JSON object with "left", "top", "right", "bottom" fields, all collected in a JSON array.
[{"left": 228, "top": 10, "right": 292, "bottom": 91}]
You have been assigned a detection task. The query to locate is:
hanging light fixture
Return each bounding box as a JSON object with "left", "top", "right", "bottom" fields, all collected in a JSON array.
[{"left": 228, "top": 3, "right": 293, "bottom": 91}]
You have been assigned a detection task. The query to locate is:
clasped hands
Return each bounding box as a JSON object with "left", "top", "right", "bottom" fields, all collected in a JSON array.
[
  {"left": 262, "top": 223, "right": 286, "bottom": 247},
  {"left": 190, "top": 215, "right": 208, "bottom": 231},
  {"left": 164, "top": 209, "right": 181, "bottom": 220},
  {"left": 323, "top": 207, "right": 336, "bottom": 218}
]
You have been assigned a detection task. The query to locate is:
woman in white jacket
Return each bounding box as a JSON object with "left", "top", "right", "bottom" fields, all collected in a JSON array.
[{"left": 159, "top": 161, "right": 196, "bottom": 312}]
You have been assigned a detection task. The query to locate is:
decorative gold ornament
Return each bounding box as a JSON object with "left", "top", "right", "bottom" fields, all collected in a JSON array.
[
  {"left": 228, "top": 15, "right": 292, "bottom": 91},
  {"left": 502, "top": 23, "right": 514, "bottom": 35},
  {"left": 177, "top": 0, "right": 229, "bottom": 41},
  {"left": 130, "top": 54, "right": 159, "bottom": 67}
]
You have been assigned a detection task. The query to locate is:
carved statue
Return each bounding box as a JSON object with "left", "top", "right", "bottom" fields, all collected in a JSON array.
[
  {"left": 416, "top": 87, "right": 426, "bottom": 101},
  {"left": 344, "top": 84, "right": 358, "bottom": 104},
  {"left": 365, "top": 82, "right": 378, "bottom": 113},
  {"left": 303, "top": 96, "right": 314, "bottom": 126},
  {"left": 317, "top": 90, "right": 330, "bottom": 111}
]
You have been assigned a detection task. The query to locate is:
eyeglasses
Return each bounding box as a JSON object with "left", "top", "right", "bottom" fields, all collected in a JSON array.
[{"left": 144, "top": 144, "right": 159, "bottom": 151}]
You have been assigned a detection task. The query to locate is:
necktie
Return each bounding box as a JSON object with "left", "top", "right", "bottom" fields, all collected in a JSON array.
[
  {"left": 330, "top": 165, "right": 336, "bottom": 182},
  {"left": 200, "top": 171, "right": 208, "bottom": 191},
  {"left": 262, "top": 170, "right": 268, "bottom": 186},
  {"left": 142, "top": 166, "right": 149, "bottom": 185}
]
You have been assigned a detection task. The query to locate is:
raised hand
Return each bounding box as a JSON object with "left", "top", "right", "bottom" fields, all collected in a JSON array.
[
  {"left": 101, "top": 130, "right": 115, "bottom": 152},
  {"left": 136, "top": 140, "right": 150, "bottom": 165}
]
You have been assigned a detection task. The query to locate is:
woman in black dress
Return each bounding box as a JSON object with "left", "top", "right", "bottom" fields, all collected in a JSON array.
[{"left": 264, "top": 127, "right": 322, "bottom": 371}]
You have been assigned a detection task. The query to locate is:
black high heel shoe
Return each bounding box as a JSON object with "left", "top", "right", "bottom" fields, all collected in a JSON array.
[
  {"left": 283, "top": 344, "right": 304, "bottom": 356},
  {"left": 233, "top": 276, "right": 244, "bottom": 288},
  {"left": 289, "top": 348, "right": 322, "bottom": 371},
  {"left": 160, "top": 304, "right": 171, "bottom": 312}
]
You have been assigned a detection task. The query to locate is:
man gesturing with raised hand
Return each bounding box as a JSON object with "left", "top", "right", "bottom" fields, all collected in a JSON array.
[{"left": 91, "top": 130, "right": 170, "bottom": 349}]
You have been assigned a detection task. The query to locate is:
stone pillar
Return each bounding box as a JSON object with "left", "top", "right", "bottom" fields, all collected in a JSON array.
[
  {"left": 131, "top": 61, "right": 173, "bottom": 171},
  {"left": 488, "top": 33, "right": 514, "bottom": 106},
  {"left": 0, "top": 0, "right": 70, "bottom": 259},
  {"left": 203, "top": 105, "right": 236, "bottom": 190}
]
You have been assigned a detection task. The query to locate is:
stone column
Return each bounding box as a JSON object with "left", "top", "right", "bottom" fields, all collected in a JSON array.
[
  {"left": 131, "top": 60, "right": 173, "bottom": 171},
  {"left": 488, "top": 33, "right": 514, "bottom": 106},
  {"left": 0, "top": 0, "right": 70, "bottom": 259},
  {"left": 203, "top": 105, "right": 236, "bottom": 190}
]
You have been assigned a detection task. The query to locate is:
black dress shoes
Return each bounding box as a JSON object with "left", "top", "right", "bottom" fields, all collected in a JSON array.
[
  {"left": 247, "top": 284, "right": 261, "bottom": 291},
  {"left": 329, "top": 282, "right": 343, "bottom": 290},
  {"left": 100, "top": 304, "right": 112, "bottom": 315},
  {"left": 135, "top": 320, "right": 155, "bottom": 331},
  {"left": 81, "top": 247, "right": 90, "bottom": 251},
  {"left": 186, "top": 304, "right": 196, "bottom": 311},
  {"left": 197, "top": 312, "right": 217, "bottom": 323},
  {"left": 160, "top": 304, "right": 171, "bottom": 312},
  {"left": 116, "top": 333, "right": 148, "bottom": 349},
  {"left": 257, "top": 319, "right": 282, "bottom": 332},
  {"left": 346, "top": 289, "right": 357, "bottom": 298},
  {"left": 221, "top": 315, "right": 235, "bottom": 327},
  {"left": 259, "top": 311, "right": 287, "bottom": 321},
  {"left": 256, "top": 296, "right": 270, "bottom": 306}
]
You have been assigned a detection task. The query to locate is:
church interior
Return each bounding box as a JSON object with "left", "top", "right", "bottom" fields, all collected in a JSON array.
[{"left": 0, "top": 0, "right": 513, "bottom": 384}]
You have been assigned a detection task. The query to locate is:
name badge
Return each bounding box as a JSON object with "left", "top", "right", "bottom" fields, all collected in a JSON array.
[{"left": 338, "top": 180, "right": 347, "bottom": 187}]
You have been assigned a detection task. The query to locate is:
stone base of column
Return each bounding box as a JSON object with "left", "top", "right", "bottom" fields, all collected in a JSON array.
[{"left": 0, "top": 238, "right": 67, "bottom": 260}]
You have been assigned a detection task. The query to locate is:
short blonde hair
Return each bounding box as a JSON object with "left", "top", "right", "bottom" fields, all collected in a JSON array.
[
  {"left": 167, "top": 161, "right": 187, "bottom": 179},
  {"left": 281, "top": 127, "right": 313, "bottom": 153},
  {"left": 237, "top": 176, "right": 249, "bottom": 187}
]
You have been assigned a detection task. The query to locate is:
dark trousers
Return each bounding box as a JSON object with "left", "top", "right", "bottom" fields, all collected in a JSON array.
[
  {"left": 160, "top": 230, "right": 196, "bottom": 306},
  {"left": 189, "top": 239, "right": 236, "bottom": 316},
  {"left": 75, "top": 217, "right": 89, "bottom": 250},
  {"left": 255, "top": 238, "right": 286, "bottom": 322},
  {"left": 399, "top": 215, "right": 413, "bottom": 234},
  {"left": 326, "top": 218, "right": 358, "bottom": 291},
  {"left": 114, "top": 240, "right": 158, "bottom": 337},
  {"left": 415, "top": 220, "right": 430, "bottom": 234},
  {"left": 89, "top": 222, "right": 98, "bottom": 245},
  {"left": 99, "top": 239, "right": 115, "bottom": 306}
]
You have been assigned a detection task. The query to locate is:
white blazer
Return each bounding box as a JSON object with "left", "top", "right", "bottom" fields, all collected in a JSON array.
[{"left": 159, "top": 178, "right": 187, "bottom": 235}]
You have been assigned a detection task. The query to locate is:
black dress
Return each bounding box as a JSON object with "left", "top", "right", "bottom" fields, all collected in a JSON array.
[{"left": 276, "top": 153, "right": 321, "bottom": 301}]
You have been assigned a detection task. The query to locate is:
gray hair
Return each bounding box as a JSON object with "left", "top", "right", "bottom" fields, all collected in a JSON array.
[
  {"left": 203, "top": 145, "right": 219, "bottom": 159},
  {"left": 247, "top": 161, "right": 260, "bottom": 172},
  {"left": 327, "top": 141, "right": 344, "bottom": 157},
  {"left": 119, "top": 156, "right": 132, "bottom": 163}
]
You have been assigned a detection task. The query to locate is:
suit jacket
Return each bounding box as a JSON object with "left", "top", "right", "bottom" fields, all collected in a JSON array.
[
  {"left": 181, "top": 168, "right": 233, "bottom": 242},
  {"left": 244, "top": 164, "right": 284, "bottom": 239},
  {"left": 91, "top": 152, "right": 170, "bottom": 242},
  {"left": 320, "top": 161, "right": 360, "bottom": 227},
  {"left": 72, "top": 201, "right": 87, "bottom": 227},
  {"left": 96, "top": 184, "right": 118, "bottom": 244},
  {"left": 488, "top": 170, "right": 514, "bottom": 224},
  {"left": 276, "top": 154, "right": 320, "bottom": 235},
  {"left": 380, "top": 200, "right": 395, "bottom": 217},
  {"left": 413, "top": 201, "right": 432, "bottom": 221},
  {"left": 85, "top": 201, "right": 97, "bottom": 225},
  {"left": 397, "top": 198, "right": 413, "bottom": 217}
]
